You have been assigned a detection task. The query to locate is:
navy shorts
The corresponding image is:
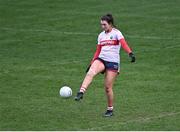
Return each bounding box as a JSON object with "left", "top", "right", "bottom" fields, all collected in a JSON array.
[{"left": 95, "top": 58, "right": 120, "bottom": 74}]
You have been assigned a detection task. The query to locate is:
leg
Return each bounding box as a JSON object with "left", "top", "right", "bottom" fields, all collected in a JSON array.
[
  {"left": 75, "top": 60, "right": 105, "bottom": 101},
  {"left": 104, "top": 70, "right": 118, "bottom": 112},
  {"left": 80, "top": 59, "right": 105, "bottom": 93}
]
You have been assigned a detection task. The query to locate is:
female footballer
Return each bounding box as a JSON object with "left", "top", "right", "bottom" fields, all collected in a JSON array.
[{"left": 75, "top": 14, "right": 135, "bottom": 117}]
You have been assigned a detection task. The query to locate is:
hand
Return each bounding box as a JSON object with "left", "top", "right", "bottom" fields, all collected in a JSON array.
[{"left": 129, "top": 52, "right": 136, "bottom": 63}]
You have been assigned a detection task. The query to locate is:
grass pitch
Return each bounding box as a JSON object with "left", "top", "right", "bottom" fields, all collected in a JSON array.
[{"left": 0, "top": 0, "right": 180, "bottom": 130}]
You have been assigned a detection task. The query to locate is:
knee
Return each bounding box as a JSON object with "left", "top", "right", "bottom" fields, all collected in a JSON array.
[{"left": 105, "top": 84, "right": 112, "bottom": 93}]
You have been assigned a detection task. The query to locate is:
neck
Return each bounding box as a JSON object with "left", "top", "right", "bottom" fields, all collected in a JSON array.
[{"left": 105, "top": 27, "right": 113, "bottom": 33}]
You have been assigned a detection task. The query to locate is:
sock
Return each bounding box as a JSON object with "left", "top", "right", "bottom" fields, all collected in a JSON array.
[
  {"left": 107, "top": 106, "right": 113, "bottom": 111},
  {"left": 80, "top": 87, "right": 86, "bottom": 93}
]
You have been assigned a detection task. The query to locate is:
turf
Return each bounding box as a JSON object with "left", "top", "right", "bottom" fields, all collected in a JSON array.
[{"left": 0, "top": 0, "right": 180, "bottom": 130}]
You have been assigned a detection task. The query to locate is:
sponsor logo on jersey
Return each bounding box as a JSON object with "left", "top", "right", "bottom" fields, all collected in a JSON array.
[{"left": 100, "top": 40, "right": 118, "bottom": 45}]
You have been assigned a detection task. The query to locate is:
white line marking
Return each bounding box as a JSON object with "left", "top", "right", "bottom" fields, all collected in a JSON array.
[
  {"left": 0, "top": 27, "right": 179, "bottom": 66},
  {"left": 1, "top": 27, "right": 95, "bottom": 35},
  {"left": 47, "top": 59, "right": 90, "bottom": 65},
  {"left": 1, "top": 27, "right": 180, "bottom": 40},
  {"left": 53, "top": 44, "right": 179, "bottom": 65},
  {"left": 135, "top": 45, "right": 180, "bottom": 53},
  {"left": 126, "top": 35, "right": 180, "bottom": 40},
  {"left": 54, "top": 44, "right": 179, "bottom": 65},
  {"left": 36, "top": 10, "right": 180, "bottom": 20},
  {"left": 88, "top": 111, "right": 180, "bottom": 130}
]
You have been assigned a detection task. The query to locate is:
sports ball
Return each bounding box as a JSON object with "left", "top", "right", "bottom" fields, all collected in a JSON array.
[{"left": 59, "top": 86, "right": 72, "bottom": 98}]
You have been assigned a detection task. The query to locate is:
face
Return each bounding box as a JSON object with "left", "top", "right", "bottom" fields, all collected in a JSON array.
[{"left": 100, "top": 20, "right": 112, "bottom": 32}]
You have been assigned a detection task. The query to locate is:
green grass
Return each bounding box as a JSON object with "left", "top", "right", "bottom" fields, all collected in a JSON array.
[{"left": 0, "top": 0, "right": 180, "bottom": 130}]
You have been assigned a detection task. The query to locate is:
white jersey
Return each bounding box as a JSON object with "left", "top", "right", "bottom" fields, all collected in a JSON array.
[{"left": 98, "top": 28, "right": 124, "bottom": 64}]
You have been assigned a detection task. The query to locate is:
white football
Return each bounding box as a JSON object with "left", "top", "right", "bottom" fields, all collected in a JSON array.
[{"left": 59, "top": 86, "right": 72, "bottom": 98}]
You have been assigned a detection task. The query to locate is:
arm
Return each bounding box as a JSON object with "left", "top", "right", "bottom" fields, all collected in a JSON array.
[
  {"left": 120, "top": 38, "right": 132, "bottom": 54},
  {"left": 120, "top": 38, "right": 135, "bottom": 63}
]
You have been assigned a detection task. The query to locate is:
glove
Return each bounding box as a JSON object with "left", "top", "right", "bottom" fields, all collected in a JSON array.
[{"left": 129, "top": 52, "right": 136, "bottom": 63}]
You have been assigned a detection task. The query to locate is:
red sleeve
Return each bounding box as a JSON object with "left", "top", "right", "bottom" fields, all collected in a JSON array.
[
  {"left": 91, "top": 45, "right": 102, "bottom": 64},
  {"left": 120, "top": 38, "right": 132, "bottom": 54}
]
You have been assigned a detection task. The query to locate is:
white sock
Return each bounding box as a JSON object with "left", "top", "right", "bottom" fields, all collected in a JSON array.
[
  {"left": 107, "top": 106, "right": 113, "bottom": 111},
  {"left": 80, "top": 87, "right": 86, "bottom": 93}
]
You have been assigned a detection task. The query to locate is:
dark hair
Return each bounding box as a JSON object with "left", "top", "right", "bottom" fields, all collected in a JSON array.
[{"left": 101, "top": 13, "right": 115, "bottom": 27}]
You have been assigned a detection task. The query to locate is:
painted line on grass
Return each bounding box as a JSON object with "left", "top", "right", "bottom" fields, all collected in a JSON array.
[
  {"left": 88, "top": 111, "right": 180, "bottom": 130},
  {"left": 1, "top": 27, "right": 179, "bottom": 65},
  {"left": 1, "top": 27, "right": 95, "bottom": 35},
  {"left": 38, "top": 10, "right": 180, "bottom": 20},
  {"left": 47, "top": 59, "right": 90, "bottom": 65},
  {"left": 38, "top": 44, "right": 179, "bottom": 65},
  {"left": 1, "top": 27, "right": 180, "bottom": 40},
  {"left": 50, "top": 44, "right": 180, "bottom": 65}
]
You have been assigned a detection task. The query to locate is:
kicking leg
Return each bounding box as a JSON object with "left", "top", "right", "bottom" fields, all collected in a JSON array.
[{"left": 75, "top": 60, "right": 105, "bottom": 101}]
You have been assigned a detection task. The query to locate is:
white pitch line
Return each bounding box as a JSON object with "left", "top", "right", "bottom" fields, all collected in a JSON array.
[
  {"left": 1, "top": 27, "right": 180, "bottom": 40},
  {"left": 135, "top": 44, "right": 180, "bottom": 53},
  {"left": 126, "top": 35, "right": 180, "bottom": 40},
  {"left": 0, "top": 26, "right": 179, "bottom": 66},
  {"left": 48, "top": 59, "right": 90, "bottom": 65},
  {"left": 1, "top": 27, "right": 95, "bottom": 35},
  {"left": 22, "top": 44, "right": 177, "bottom": 66},
  {"left": 54, "top": 44, "right": 180, "bottom": 65},
  {"left": 88, "top": 111, "right": 180, "bottom": 130},
  {"left": 39, "top": 10, "right": 180, "bottom": 20}
]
